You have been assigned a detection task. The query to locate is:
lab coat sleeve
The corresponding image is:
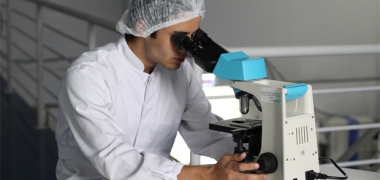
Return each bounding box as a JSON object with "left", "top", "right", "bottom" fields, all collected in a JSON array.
[
  {"left": 179, "top": 68, "right": 236, "bottom": 161},
  {"left": 60, "top": 64, "right": 183, "bottom": 180}
]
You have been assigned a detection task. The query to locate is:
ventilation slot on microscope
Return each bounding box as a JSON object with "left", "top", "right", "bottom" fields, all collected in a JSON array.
[{"left": 296, "top": 126, "right": 309, "bottom": 145}]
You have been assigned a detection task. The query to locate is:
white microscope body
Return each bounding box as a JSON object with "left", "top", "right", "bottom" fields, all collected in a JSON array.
[
  {"left": 231, "top": 79, "right": 320, "bottom": 180},
  {"left": 172, "top": 29, "right": 321, "bottom": 180}
]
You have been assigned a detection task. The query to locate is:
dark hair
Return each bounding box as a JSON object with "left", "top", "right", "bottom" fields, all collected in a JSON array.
[
  {"left": 125, "top": 33, "right": 136, "bottom": 41},
  {"left": 125, "top": 31, "right": 158, "bottom": 41},
  {"left": 150, "top": 31, "right": 157, "bottom": 38}
]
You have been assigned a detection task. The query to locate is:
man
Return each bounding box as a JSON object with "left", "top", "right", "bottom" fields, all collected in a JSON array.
[{"left": 56, "top": 0, "right": 267, "bottom": 179}]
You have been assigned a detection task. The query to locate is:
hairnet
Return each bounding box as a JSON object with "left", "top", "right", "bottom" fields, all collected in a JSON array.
[{"left": 116, "top": 0, "right": 205, "bottom": 38}]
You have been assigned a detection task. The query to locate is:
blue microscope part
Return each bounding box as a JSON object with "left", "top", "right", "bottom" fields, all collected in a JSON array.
[
  {"left": 283, "top": 83, "right": 308, "bottom": 101},
  {"left": 233, "top": 88, "right": 241, "bottom": 94},
  {"left": 213, "top": 51, "right": 267, "bottom": 81}
]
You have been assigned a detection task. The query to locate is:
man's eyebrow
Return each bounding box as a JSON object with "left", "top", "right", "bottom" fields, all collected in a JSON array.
[{"left": 173, "top": 31, "right": 189, "bottom": 35}]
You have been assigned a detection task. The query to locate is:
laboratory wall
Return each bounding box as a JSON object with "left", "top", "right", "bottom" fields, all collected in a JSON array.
[
  {"left": 201, "top": 0, "right": 380, "bottom": 121},
  {"left": 8, "top": 0, "right": 127, "bottom": 61},
  {"left": 5, "top": 0, "right": 127, "bottom": 107},
  {"left": 44, "top": 0, "right": 130, "bottom": 46}
]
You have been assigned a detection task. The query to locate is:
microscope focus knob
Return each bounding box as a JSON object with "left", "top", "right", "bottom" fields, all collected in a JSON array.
[{"left": 257, "top": 152, "right": 278, "bottom": 174}]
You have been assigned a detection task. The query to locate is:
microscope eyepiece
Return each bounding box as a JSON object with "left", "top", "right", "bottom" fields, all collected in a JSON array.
[
  {"left": 171, "top": 29, "right": 228, "bottom": 73},
  {"left": 192, "top": 29, "right": 207, "bottom": 45},
  {"left": 171, "top": 32, "right": 199, "bottom": 56}
]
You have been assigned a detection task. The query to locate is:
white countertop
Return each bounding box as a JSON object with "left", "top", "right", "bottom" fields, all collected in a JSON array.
[{"left": 319, "top": 166, "right": 379, "bottom": 180}]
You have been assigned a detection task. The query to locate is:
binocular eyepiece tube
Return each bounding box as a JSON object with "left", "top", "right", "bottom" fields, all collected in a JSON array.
[{"left": 171, "top": 29, "right": 228, "bottom": 73}]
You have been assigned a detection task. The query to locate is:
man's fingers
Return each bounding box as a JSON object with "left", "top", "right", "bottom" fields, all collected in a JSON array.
[
  {"left": 232, "top": 162, "right": 260, "bottom": 172},
  {"left": 242, "top": 173, "right": 268, "bottom": 180},
  {"left": 213, "top": 153, "right": 268, "bottom": 180},
  {"left": 250, "top": 174, "right": 267, "bottom": 180},
  {"left": 233, "top": 152, "right": 246, "bottom": 162},
  {"left": 220, "top": 153, "right": 246, "bottom": 164},
  {"left": 232, "top": 172, "right": 268, "bottom": 180}
]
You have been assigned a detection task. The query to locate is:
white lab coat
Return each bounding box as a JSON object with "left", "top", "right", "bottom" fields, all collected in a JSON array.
[{"left": 55, "top": 36, "right": 236, "bottom": 180}]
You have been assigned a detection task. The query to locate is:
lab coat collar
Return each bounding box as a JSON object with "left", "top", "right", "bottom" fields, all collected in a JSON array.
[{"left": 117, "top": 35, "right": 146, "bottom": 72}]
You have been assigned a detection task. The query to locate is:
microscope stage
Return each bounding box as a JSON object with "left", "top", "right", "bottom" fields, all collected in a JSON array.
[{"left": 209, "top": 117, "right": 262, "bottom": 134}]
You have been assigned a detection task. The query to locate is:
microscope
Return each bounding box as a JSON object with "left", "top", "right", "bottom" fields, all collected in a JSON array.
[{"left": 172, "top": 29, "right": 321, "bottom": 180}]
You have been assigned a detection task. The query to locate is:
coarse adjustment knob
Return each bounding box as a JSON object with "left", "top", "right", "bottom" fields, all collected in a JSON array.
[{"left": 257, "top": 152, "right": 278, "bottom": 174}]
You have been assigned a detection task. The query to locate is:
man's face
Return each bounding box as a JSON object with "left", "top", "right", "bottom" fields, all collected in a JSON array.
[{"left": 143, "top": 17, "right": 201, "bottom": 71}]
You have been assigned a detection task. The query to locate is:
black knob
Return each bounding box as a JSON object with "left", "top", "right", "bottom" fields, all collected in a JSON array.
[{"left": 257, "top": 152, "right": 278, "bottom": 174}]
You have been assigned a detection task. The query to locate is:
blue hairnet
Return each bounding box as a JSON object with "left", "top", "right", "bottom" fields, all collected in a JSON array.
[{"left": 116, "top": 0, "right": 205, "bottom": 38}]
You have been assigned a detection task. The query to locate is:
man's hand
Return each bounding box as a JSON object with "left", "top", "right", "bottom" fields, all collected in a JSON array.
[
  {"left": 207, "top": 153, "right": 267, "bottom": 180},
  {"left": 178, "top": 153, "right": 267, "bottom": 180}
]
